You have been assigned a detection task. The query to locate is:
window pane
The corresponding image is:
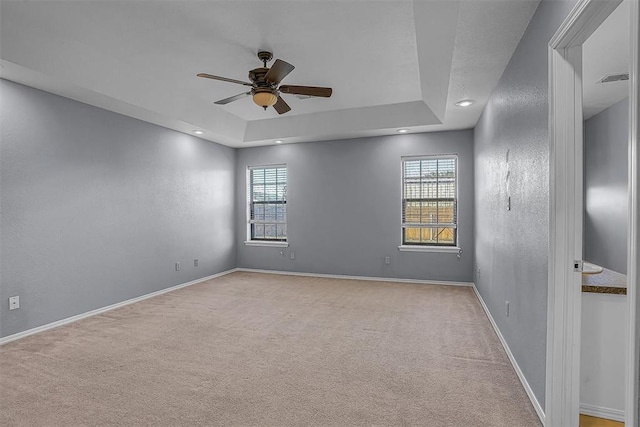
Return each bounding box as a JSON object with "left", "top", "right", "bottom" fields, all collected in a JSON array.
[
  {"left": 437, "top": 201, "right": 454, "bottom": 224},
  {"left": 404, "top": 182, "right": 420, "bottom": 199},
  {"left": 404, "top": 227, "right": 422, "bottom": 244},
  {"left": 252, "top": 184, "right": 265, "bottom": 202},
  {"left": 404, "top": 201, "right": 421, "bottom": 223},
  {"left": 438, "top": 179, "right": 455, "bottom": 199},
  {"left": 264, "top": 203, "right": 277, "bottom": 221},
  {"left": 402, "top": 156, "right": 457, "bottom": 246},
  {"left": 249, "top": 166, "right": 287, "bottom": 242},
  {"left": 421, "top": 227, "right": 436, "bottom": 244},
  {"left": 421, "top": 201, "right": 438, "bottom": 224},
  {"left": 253, "top": 224, "right": 265, "bottom": 239},
  {"left": 436, "top": 227, "right": 455, "bottom": 245},
  {"left": 264, "top": 184, "right": 277, "bottom": 201},
  {"left": 253, "top": 169, "right": 265, "bottom": 184},
  {"left": 264, "top": 224, "right": 276, "bottom": 239},
  {"left": 252, "top": 203, "right": 265, "bottom": 221},
  {"left": 264, "top": 168, "right": 277, "bottom": 184},
  {"left": 404, "top": 160, "right": 421, "bottom": 178},
  {"left": 277, "top": 184, "right": 286, "bottom": 200}
]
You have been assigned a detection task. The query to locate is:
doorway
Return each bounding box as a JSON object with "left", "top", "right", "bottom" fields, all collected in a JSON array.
[
  {"left": 546, "top": 0, "right": 639, "bottom": 426},
  {"left": 580, "top": 1, "right": 630, "bottom": 423}
]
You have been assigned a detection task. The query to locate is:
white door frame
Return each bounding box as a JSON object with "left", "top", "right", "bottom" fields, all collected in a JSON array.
[
  {"left": 546, "top": 0, "right": 639, "bottom": 426},
  {"left": 628, "top": 1, "right": 640, "bottom": 425}
]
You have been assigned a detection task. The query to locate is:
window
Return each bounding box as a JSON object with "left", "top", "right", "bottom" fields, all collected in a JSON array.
[
  {"left": 402, "top": 155, "right": 457, "bottom": 246},
  {"left": 248, "top": 165, "right": 287, "bottom": 242}
]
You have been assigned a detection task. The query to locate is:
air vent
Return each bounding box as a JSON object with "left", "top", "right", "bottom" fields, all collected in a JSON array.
[{"left": 597, "top": 73, "right": 630, "bottom": 83}]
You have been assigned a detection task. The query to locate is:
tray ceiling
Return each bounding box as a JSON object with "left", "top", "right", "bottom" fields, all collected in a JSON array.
[{"left": 1, "top": 0, "right": 540, "bottom": 147}]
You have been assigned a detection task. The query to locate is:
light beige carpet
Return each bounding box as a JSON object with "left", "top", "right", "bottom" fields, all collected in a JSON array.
[{"left": 0, "top": 272, "right": 541, "bottom": 426}]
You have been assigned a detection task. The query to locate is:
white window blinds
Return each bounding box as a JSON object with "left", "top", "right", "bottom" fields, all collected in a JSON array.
[
  {"left": 248, "top": 166, "right": 287, "bottom": 241},
  {"left": 402, "top": 156, "right": 457, "bottom": 246}
]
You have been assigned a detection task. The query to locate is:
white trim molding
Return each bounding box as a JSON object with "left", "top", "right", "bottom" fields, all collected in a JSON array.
[
  {"left": 244, "top": 240, "right": 289, "bottom": 248},
  {"left": 546, "top": 40, "right": 585, "bottom": 427},
  {"left": 0, "top": 268, "right": 238, "bottom": 346},
  {"left": 472, "top": 285, "right": 546, "bottom": 425},
  {"left": 236, "top": 268, "right": 473, "bottom": 287},
  {"left": 627, "top": 0, "right": 640, "bottom": 425},
  {"left": 546, "top": 1, "right": 624, "bottom": 425},
  {"left": 397, "top": 245, "right": 462, "bottom": 254},
  {"left": 579, "top": 403, "right": 625, "bottom": 423}
]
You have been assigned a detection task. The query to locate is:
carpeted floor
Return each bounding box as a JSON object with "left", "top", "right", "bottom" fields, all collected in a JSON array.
[{"left": 0, "top": 272, "right": 541, "bottom": 426}]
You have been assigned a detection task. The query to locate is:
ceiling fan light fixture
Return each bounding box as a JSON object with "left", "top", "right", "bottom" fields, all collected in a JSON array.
[{"left": 253, "top": 91, "right": 278, "bottom": 108}]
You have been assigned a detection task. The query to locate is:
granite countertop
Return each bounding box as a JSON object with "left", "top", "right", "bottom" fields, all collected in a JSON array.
[{"left": 582, "top": 267, "right": 627, "bottom": 295}]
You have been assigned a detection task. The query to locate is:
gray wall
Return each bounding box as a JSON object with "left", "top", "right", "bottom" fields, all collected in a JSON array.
[
  {"left": 473, "top": 0, "right": 577, "bottom": 409},
  {"left": 0, "top": 80, "right": 236, "bottom": 338},
  {"left": 235, "top": 131, "right": 474, "bottom": 283},
  {"left": 584, "top": 98, "right": 629, "bottom": 274}
]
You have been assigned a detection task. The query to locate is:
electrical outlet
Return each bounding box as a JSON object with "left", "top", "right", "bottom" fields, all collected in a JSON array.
[
  {"left": 290, "top": 252, "right": 295, "bottom": 260},
  {"left": 477, "top": 268, "right": 481, "bottom": 278},
  {"left": 194, "top": 259, "right": 198, "bottom": 267},
  {"left": 505, "top": 301, "right": 510, "bottom": 317},
  {"left": 175, "top": 262, "right": 181, "bottom": 271},
  {"left": 9, "top": 296, "right": 19, "bottom": 310},
  {"left": 384, "top": 256, "right": 390, "bottom": 265}
]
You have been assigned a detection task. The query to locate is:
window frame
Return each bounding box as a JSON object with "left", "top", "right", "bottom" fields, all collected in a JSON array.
[
  {"left": 399, "top": 154, "right": 459, "bottom": 251},
  {"left": 245, "top": 164, "right": 289, "bottom": 247}
]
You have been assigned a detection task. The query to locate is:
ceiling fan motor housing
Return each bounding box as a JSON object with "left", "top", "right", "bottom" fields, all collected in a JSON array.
[{"left": 249, "top": 68, "right": 272, "bottom": 86}]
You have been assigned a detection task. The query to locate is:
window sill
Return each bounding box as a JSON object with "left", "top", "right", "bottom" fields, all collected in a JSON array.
[
  {"left": 398, "top": 245, "right": 461, "bottom": 254},
  {"left": 244, "top": 241, "right": 289, "bottom": 248}
]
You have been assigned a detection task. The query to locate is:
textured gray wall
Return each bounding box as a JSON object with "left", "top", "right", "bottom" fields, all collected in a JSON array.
[
  {"left": 584, "top": 99, "right": 629, "bottom": 274},
  {"left": 0, "top": 80, "right": 236, "bottom": 338},
  {"left": 473, "top": 0, "right": 577, "bottom": 409},
  {"left": 235, "top": 131, "right": 474, "bottom": 283}
]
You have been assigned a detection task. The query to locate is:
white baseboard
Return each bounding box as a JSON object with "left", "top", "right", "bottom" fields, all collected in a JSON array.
[
  {"left": 471, "top": 285, "right": 546, "bottom": 426},
  {"left": 579, "top": 403, "right": 625, "bottom": 422},
  {"left": 0, "top": 268, "right": 238, "bottom": 346},
  {"left": 236, "top": 268, "right": 474, "bottom": 287}
]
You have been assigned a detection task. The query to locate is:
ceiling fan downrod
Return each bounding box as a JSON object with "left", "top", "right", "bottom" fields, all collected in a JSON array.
[{"left": 257, "top": 51, "right": 273, "bottom": 68}]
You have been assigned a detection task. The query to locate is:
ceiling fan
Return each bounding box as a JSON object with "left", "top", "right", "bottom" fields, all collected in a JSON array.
[{"left": 197, "top": 51, "right": 332, "bottom": 115}]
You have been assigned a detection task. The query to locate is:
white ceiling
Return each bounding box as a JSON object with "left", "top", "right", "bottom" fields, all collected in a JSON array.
[
  {"left": 583, "top": 0, "right": 630, "bottom": 119},
  {"left": 0, "top": 0, "right": 540, "bottom": 147}
]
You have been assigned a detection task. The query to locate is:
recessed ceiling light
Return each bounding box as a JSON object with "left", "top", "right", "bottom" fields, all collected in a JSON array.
[
  {"left": 397, "top": 129, "right": 409, "bottom": 134},
  {"left": 192, "top": 130, "right": 204, "bottom": 135},
  {"left": 455, "top": 100, "right": 474, "bottom": 107},
  {"left": 275, "top": 140, "right": 283, "bottom": 144}
]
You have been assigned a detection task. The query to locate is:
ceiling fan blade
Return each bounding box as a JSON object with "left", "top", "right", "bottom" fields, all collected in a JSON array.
[
  {"left": 197, "top": 73, "right": 253, "bottom": 87},
  {"left": 273, "top": 96, "right": 291, "bottom": 115},
  {"left": 214, "top": 92, "right": 251, "bottom": 105},
  {"left": 264, "top": 59, "right": 295, "bottom": 84},
  {"left": 279, "top": 85, "right": 332, "bottom": 98}
]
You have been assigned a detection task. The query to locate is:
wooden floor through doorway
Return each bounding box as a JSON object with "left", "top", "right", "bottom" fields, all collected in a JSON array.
[{"left": 580, "top": 414, "right": 624, "bottom": 427}]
